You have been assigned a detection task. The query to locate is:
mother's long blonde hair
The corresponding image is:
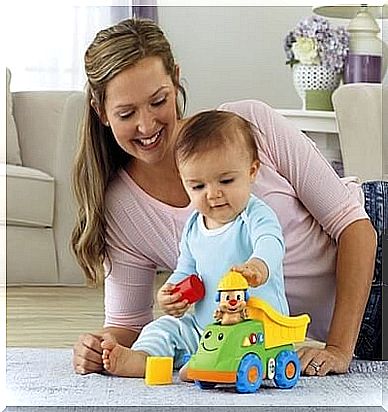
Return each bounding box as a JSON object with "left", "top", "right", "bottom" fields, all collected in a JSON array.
[{"left": 71, "top": 19, "right": 186, "bottom": 285}]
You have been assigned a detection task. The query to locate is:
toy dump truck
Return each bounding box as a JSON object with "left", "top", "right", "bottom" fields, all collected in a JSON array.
[{"left": 186, "top": 272, "right": 310, "bottom": 393}]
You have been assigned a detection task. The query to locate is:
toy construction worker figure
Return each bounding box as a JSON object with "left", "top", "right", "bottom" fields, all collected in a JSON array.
[{"left": 214, "top": 271, "right": 250, "bottom": 326}]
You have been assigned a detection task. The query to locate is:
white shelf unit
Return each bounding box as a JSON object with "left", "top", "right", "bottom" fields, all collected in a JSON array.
[
  {"left": 276, "top": 109, "right": 342, "bottom": 171},
  {"left": 276, "top": 109, "right": 337, "bottom": 133}
]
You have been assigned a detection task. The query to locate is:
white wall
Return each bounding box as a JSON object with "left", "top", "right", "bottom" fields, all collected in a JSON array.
[{"left": 158, "top": 6, "right": 312, "bottom": 114}]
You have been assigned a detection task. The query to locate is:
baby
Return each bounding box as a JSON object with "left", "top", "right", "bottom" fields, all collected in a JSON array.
[{"left": 100, "top": 110, "right": 289, "bottom": 379}]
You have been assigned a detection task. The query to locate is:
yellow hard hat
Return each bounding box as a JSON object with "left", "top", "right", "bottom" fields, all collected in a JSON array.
[{"left": 217, "top": 270, "right": 248, "bottom": 291}]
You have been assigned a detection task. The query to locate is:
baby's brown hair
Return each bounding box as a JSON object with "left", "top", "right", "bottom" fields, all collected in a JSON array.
[{"left": 175, "top": 110, "right": 259, "bottom": 166}]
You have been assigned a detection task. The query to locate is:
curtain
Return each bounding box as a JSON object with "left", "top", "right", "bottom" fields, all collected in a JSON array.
[
  {"left": 133, "top": 0, "right": 158, "bottom": 22},
  {"left": 5, "top": 5, "right": 131, "bottom": 91}
]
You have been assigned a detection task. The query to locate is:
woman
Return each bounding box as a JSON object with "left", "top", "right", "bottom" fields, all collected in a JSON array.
[{"left": 71, "top": 18, "right": 377, "bottom": 377}]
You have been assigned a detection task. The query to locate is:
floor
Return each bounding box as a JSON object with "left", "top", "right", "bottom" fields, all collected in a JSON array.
[
  {"left": 6, "top": 275, "right": 324, "bottom": 350},
  {"left": 6, "top": 275, "right": 167, "bottom": 348},
  {"left": 7, "top": 347, "right": 384, "bottom": 408},
  {"left": 7, "top": 286, "right": 105, "bottom": 348}
]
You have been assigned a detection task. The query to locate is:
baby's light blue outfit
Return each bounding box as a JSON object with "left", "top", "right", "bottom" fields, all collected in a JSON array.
[{"left": 132, "top": 194, "right": 288, "bottom": 368}]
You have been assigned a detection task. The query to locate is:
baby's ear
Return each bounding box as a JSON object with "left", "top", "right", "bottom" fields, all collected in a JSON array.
[{"left": 250, "top": 160, "right": 260, "bottom": 181}]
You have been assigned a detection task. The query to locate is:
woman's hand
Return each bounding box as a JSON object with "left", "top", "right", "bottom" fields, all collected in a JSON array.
[
  {"left": 157, "top": 282, "right": 191, "bottom": 318},
  {"left": 231, "top": 258, "right": 269, "bottom": 287},
  {"left": 73, "top": 327, "right": 139, "bottom": 374},
  {"left": 72, "top": 333, "right": 104, "bottom": 375},
  {"left": 297, "top": 345, "right": 352, "bottom": 376}
]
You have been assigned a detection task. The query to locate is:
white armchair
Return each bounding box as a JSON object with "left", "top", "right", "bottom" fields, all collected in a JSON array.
[
  {"left": 6, "top": 69, "right": 86, "bottom": 284},
  {"left": 332, "top": 83, "right": 387, "bottom": 182}
]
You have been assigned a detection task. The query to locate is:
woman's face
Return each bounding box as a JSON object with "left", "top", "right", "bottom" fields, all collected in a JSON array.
[{"left": 102, "top": 56, "right": 179, "bottom": 166}]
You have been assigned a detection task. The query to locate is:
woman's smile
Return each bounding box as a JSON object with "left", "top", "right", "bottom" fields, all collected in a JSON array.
[{"left": 134, "top": 128, "right": 164, "bottom": 150}]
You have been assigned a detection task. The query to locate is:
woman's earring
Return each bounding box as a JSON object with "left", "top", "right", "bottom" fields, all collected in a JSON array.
[{"left": 105, "top": 121, "right": 110, "bottom": 127}]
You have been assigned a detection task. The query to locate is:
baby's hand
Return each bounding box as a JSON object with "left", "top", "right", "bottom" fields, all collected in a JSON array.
[
  {"left": 231, "top": 258, "right": 269, "bottom": 288},
  {"left": 157, "top": 282, "right": 191, "bottom": 318}
]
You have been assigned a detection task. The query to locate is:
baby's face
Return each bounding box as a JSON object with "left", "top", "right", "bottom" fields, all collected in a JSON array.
[{"left": 179, "top": 141, "right": 258, "bottom": 229}]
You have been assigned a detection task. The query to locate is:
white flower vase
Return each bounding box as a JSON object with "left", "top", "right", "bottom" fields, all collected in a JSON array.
[{"left": 292, "top": 64, "right": 341, "bottom": 110}]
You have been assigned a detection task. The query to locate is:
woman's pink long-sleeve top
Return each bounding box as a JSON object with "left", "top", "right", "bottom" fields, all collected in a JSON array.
[{"left": 103, "top": 100, "right": 368, "bottom": 342}]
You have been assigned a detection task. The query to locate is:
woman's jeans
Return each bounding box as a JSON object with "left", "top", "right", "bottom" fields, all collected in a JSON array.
[{"left": 354, "top": 181, "right": 387, "bottom": 360}]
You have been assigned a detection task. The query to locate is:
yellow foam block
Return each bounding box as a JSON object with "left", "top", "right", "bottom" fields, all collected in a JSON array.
[{"left": 145, "top": 356, "right": 173, "bottom": 385}]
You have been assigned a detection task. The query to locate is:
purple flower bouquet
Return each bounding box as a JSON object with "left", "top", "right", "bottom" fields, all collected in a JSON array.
[{"left": 284, "top": 15, "right": 350, "bottom": 74}]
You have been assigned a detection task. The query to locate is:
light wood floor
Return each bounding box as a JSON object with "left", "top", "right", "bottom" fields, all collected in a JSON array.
[
  {"left": 6, "top": 276, "right": 167, "bottom": 348},
  {"left": 7, "top": 279, "right": 324, "bottom": 350},
  {"left": 7, "top": 286, "right": 105, "bottom": 348}
]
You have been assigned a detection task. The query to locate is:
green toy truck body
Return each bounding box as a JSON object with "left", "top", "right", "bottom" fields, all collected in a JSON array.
[{"left": 187, "top": 296, "right": 310, "bottom": 393}]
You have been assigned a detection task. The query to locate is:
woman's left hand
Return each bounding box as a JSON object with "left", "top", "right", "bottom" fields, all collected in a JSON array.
[{"left": 297, "top": 345, "right": 353, "bottom": 376}]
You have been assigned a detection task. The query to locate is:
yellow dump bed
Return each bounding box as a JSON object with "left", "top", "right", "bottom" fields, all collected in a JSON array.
[{"left": 247, "top": 296, "right": 310, "bottom": 349}]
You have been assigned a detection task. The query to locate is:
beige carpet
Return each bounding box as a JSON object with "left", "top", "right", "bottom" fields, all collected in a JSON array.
[{"left": 6, "top": 348, "right": 385, "bottom": 408}]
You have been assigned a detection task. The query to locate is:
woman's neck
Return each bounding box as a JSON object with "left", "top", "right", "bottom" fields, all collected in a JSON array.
[{"left": 127, "top": 155, "right": 190, "bottom": 208}]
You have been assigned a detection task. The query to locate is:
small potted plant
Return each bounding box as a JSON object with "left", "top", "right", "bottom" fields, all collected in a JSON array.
[{"left": 284, "top": 15, "right": 349, "bottom": 110}]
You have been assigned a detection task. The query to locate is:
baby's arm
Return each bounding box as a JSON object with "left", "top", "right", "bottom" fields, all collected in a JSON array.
[
  {"left": 159, "top": 216, "right": 197, "bottom": 317},
  {"left": 232, "top": 197, "right": 285, "bottom": 288}
]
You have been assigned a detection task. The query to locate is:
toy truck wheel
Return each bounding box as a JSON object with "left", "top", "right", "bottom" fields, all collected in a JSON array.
[
  {"left": 236, "top": 353, "right": 263, "bottom": 393},
  {"left": 195, "top": 380, "right": 216, "bottom": 390},
  {"left": 274, "top": 350, "right": 301, "bottom": 389}
]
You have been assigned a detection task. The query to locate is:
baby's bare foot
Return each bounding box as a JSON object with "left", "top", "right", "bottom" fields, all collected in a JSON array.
[{"left": 101, "top": 335, "right": 148, "bottom": 377}]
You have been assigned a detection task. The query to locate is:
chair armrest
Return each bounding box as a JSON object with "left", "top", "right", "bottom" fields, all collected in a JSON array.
[
  {"left": 12, "top": 91, "right": 87, "bottom": 284},
  {"left": 12, "top": 91, "right": 85, "bottom": 174},
  {"left": 332, "top": 84, "right": 383, "bottom": 182}
]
